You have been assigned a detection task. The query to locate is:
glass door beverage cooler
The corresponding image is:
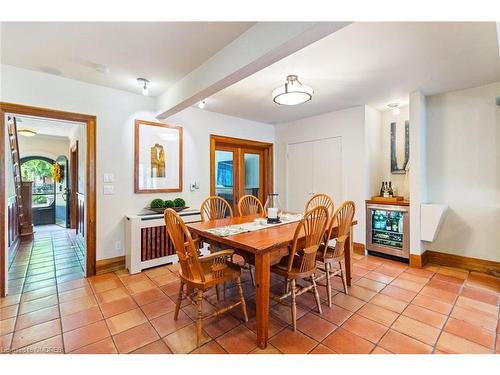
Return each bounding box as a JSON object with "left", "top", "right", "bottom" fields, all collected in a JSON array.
[{"left": 366, "top": 202, "right": 410, "bottom": 259}]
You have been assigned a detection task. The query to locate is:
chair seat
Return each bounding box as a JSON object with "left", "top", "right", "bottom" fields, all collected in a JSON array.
[
  {"left": 316, "top": 245, "right": 343, "bottom": 263},
  {"left": 179, "top": 256, "right": 241, "bottom": 288},
  {"left": 271, "top": 255, "right": 314, "bottom": 279}
]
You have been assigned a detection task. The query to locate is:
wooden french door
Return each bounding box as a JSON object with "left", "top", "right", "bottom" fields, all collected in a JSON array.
[{"left": 210, "top": 135, "right": 273, "bottom": 213}]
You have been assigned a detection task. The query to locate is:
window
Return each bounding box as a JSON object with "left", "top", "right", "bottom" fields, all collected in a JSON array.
[{"left": 20, "top": 158, "right": 55, "bottom": 207}]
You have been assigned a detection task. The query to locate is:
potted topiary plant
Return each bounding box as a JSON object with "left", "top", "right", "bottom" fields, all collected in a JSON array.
[
  {"left": 173, "top": 197, "right": 187, "bottom": 212},
  {"left": 163, "top": 200, "right": 175, "bottom": 209},
  {"left": 149, "top": 198, "right": 165, "bottom": 213}
]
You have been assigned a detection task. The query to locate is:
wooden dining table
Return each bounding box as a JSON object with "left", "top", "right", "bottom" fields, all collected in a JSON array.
[{"left": 186, "top": 214, "right": 357, "bottom": 349}]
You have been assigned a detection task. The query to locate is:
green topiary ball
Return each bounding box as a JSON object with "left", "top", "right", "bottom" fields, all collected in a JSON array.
[
  {"left": 150, "top": 198, "right": 164, "bottom": 208},
  {"left": 173, "top": 198, "right": 185, "bottom": 208},
  {"left": 164, "top": 200, "right": 174, "bottom": 208}
]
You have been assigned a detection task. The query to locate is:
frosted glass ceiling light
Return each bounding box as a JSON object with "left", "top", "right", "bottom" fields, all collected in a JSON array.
[
  {"left": 272, "top": 75, "right": 313, "bottom": 106},
  {"left": 18, "top": 128, "right": 37, "bottom": 137},
  {"left": 137, "top": 78, "right": 150, "bottom": 96},
  {"left": 388, "top": 103, "right": 400, "bottom": 115}
]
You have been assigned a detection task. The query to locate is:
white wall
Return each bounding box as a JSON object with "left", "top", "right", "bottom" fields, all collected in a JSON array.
[
  {"left": 380, "top": 105, "right": 410, "bottom": 199},
  {"left": 1, "top": 65, "right": 275, "bottom": 260},
  {"left": 364, "top": 106, "right": 383, "bottom": 198},
  {"left": 409, "top": 92, "right": 427, "bottom": 255},
  {"left": 425, "top": 82, "right": 500, "bottom": 262},
  {"left": 17, "top": 134, "right": 69, "bottom": 161},
  {"left": 275, "top": 106, "right": 368, "bottom": 244}
]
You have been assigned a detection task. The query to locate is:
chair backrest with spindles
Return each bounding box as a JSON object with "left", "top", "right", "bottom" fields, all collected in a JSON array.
[
  {"left": 164, "top": 208, "right": 205, "bottom": 283},
  {"left": 237, "top": 195, "right": 264, "bottom": 217},
  {"left": 200, "top": 196, "right": 233, "bottom": 222},
  {"left": 305, "top": 193, "right": 335, "bottom": 219},
  {"left": 329, "top": 200, "right": 356, "bottom": 258},
  {"left": 287, "top": 205, "right": 329, "bottom": 275}
]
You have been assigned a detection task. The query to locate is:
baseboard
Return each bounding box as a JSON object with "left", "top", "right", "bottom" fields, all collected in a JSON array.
[
  {"left": 96, "top": 255, "right": 125, "bottom": 275},
  {"left": 409, "top": 252, "right": 427, "bottom": 268},
  {"left": 353, "top": 242, "right": 365, "bottom": 255},
  {"left": 423, "top": 250, "right": 500, "bottom": 277},
  {"left": 8, "top": 238, "right": 20, "bottom": 269}
]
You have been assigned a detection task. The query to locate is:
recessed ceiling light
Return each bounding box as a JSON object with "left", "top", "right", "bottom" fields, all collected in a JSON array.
[
  {"left": 272, "top": 75, "right": 313, "bottom": 106},
  {"left": 387, "top": 103, "right": 400, "bottom": 115},
  {"left": 18, "top": 128, "right": 37, "bottom": 137},
  {"left": 137, "top": 78, "right": 150, "bottom": 96},
  {"left": 94, "top": 64, "right": 110, "bottom": 74},
  {"left": 197, "top": 100, "right": 206, "bottom": 109}
]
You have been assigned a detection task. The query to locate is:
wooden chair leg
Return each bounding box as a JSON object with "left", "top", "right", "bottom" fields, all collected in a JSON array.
[
  {"left": 215, "top": 285, "right": 221, "bottom": 302},
  {"left": 339, "top": 260, "right": 348, "bottom": 294},
  {"left": 325, "top": 262, "right": 332, "bottom": 307},
  {"left": 196, "top": 289, "right": 203, "bottom": 347},
  {"left": 290, "top": 279, "right": 297, "bottom": 331},
  {"left": 174, "top": 281, "right": 184, "bottom": 320},
  {"left": 249, "top": 265, "right": 255, "bottom": 287},
  {"left": 284, "top": 276, "right": 289, "bottom": 294},
  {"left": 311, "top": 274, "right": 322, "bottom": 315},
  {"left": 235, "top": 277, "right": 249, "bottom": 322}
]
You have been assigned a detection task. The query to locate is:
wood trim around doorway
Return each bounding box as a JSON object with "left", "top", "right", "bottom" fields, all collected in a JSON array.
[
  {"left": 0, "top": 102, "right": 97, "bottom": 296},
  {"left": 210, "top": 134, "right": 274, "bottom": 209},
  {"left": 69, "top": 141, "right": 79, "bottom": 230}
]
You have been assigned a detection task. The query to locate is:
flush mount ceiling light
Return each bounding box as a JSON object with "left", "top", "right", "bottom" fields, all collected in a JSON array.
[
  {"left": 18, "top": 128, "right": 37, "bottom": 137},
  {"left": 137, "top": 78, "right": 150, "bottom": 96},
  {"left": 197, "top": 100, "right": 206, "bottom": 109},
  {"left": 272, "top": 75, "right": 313, "bottom": 106},
  {"left": 388, "top": 103, "right": 400, "bottom": 115}
]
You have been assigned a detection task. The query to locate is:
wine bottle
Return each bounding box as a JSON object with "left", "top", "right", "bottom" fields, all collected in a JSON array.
[
  {"left": 379, "top": 182, "right": 385, "bottom": 197},
  {"left": 386, "top": 216, "right": 392, "bottom": 231},
  {"left": 382, "top": 182, "right": 389, "bottom": 198},
  {"left": 388, "top": 182, "right": 394, "bottom": 197},
  {"left": 392, "top": 215, "right": 398, "bottom": 232}
]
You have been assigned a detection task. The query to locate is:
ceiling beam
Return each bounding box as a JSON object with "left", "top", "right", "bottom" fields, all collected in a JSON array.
[{"left": 156, "top": 22, "right": 351, "bottom": 120}]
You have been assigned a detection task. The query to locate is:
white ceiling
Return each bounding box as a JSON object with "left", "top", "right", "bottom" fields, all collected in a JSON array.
[
  {"left": 1, "top": 22, "right": 254, "bottom": 96},
  {"left": 15, "top": 116, "right": 81, "bottom": 139},
  {"left": 205, "top": 22, "right": 500, "bottom": 124}
]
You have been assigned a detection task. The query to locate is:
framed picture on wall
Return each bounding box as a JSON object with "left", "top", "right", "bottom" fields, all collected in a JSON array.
[{"left": 134, "top": 119, "right": 183, "bottom": 193}]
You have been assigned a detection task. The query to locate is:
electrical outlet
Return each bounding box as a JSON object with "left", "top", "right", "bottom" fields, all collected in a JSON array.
[{"left": 114, "top": 241, "right": 121, "bottom": 251}]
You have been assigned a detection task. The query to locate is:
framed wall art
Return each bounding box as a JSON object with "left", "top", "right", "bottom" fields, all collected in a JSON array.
[
  {"left": 134, "top": 119, "right": 183, "bottom": 193},
  {"left": 390, "top": 120, "right": 409, "bottom": 174}
]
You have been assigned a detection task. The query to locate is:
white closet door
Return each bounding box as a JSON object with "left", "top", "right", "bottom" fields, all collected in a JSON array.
[
  {"left": 312, "top": 137, "right": 343, "bottom": 205},
  {"left": 286, "top": 141, "right": 313, "bottom": 213}
]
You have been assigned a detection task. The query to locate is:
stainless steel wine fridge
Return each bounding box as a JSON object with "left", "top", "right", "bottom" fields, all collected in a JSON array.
[{"left": 366, "top": 202, "right": 410, "bottom": 259}]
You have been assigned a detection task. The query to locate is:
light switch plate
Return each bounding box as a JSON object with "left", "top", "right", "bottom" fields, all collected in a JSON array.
[
  {"left": 103, "top": 185, "right": 115, "bottom": 195},
  {"left": 103, "top": 173, "right": 114, "bottom": 183}
]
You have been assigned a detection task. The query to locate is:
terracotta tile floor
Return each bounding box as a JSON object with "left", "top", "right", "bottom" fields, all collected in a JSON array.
[{"left": 1, "top": 229, "right": 500, "bottom": 354}]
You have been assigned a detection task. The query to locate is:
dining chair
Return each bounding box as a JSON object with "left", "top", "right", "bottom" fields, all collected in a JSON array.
[
  {"left": 237, "top": 195, "right": 264, "bottom": 217},
  {"left": 164, "top": 208, "right": 248, "bottom": 347},
  {"left": 270, "top": 205, "right": 329, "bottom": 331},
  {"left": 315, "top": 200, "right": 356, "bottom": 306},
  {"left": 200, "top": 196, "right": 233, "bottom": 221},
  {"left": 305, "top": 193, "right": 335, "bottom": 219}
]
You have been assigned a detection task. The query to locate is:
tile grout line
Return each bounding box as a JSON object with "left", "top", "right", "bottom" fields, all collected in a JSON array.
[
  {"left": 8, "top": 235, "right": 36, "bottom": 353},
  {"left": 361, "top": 261, "right": 430, "bottom": 353},
  {"left": 429, "top": 266, "right": 465, "bottom": 354},
  {"left": 11, "top": 231, "right": 86, "bottom": 354},
  {"left": 11, "top": 235, "right": 59, "bottom": 353},
  {"left": 52, "top": 231, "right": 68, "bottom": 354}
]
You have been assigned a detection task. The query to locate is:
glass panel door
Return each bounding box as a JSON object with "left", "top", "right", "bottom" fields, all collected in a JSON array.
[
  {"left": 371, "top": 209, "right": 404, "bottom": 248},
  {"left": 242, "top": 151, "right": 262, "bottom": 202},
  {"left": 214, "top": 149, "right": 236, "bottom": 210}
]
